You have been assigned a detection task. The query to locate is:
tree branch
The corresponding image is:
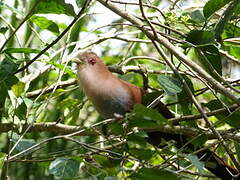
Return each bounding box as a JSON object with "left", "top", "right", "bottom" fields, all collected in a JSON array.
[
  {"left": 0, "top": 122, "right": 98, "bottom": 136},
  {"left": 1, "top": 122, "right": 239, "bottom": 142},
  {"left": 26, "top": 79, "right": 77, "bottom": 98}
]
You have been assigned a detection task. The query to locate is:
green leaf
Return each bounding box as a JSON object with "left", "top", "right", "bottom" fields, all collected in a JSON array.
[
  {"left": 227, "top": 46, "right": 240, "bottom": 61},
  {"left": 30, "top": 15, "right": 59, "bottom": 36},
  {"left": 0, "top": 152, "right": 6, "bottom": 169},
  {"left": 12, "top": 81, "right": 25, "bottom": 97},
  {"left": 0, "top": 82, "right": 8, "bottom": 107},
  {"left": 222, "top": 24, "right": 240, "bottom": 43},
  {"left": 177, "top": 75, "right": 194, "bottom": 116},
  {"left": 129, "top": 148, "right": 154, "bottom": 160},
  {"left": 203, "top": 0, "right": 232, "bottom": 19},
  {"left": 93, "top": 155, "right": 120, "bottom": 168},
  {"left": 76, "top": 0, "right": 85, "bottom": 8},
  {"left": 4, "top": 75, "right": 19, "bottom": 89},
  {"left": 0, "top": 57, "right": 18, "bottom": 81},
  {"left": 0, "top": 27, "right": 8, "bottom": 34},
  {"left": 187, "top": 31, "right": 222, "bottom": 79},
  {"left": 33, "top": 0, "right": 76, "bottom": 17},
  {"left": 15, "top": 102, "right": 27, "bottom": 120},
  {"left": 0, "top": 82, "right": 8, "bottom": 120},
  {"left": 127, "top": 134, "right": 147, "bottom": 147},
  {"left": 186, "top": 30, "right": 215, "bottom": 45},
  {"left": 47, "top": 60, "right": 76, "bottom": 78},
  {"left": 49, "top": 157, "right": 80, "bottom": 178},
  {"left": 195, "top": 46, "right": 222, "bottom": 81},
  {"left": 59, "top": 98, "right": 79, "bottom": 110},
  {"left": 188, "top": 10, "right": 205, "bottom": 23},
  {"left": 186, "top": 154, "right": 204, "bottom": 172},
  {"left": 157, "top": 75, "right": 182, "bottom": 95},
  {"left": 128, "top": 104, "right": 167, "bottom": 128},
  {"left": 13, "top": 139, "right": 36, "bottom": 152},
  {"left": 200, "top": 45, "right": 222, "bottom": 75},
  {"left": 134, "top": 168, "right": 180, "bottom": 180},
  {"left": 129, "top": 115, "right": 157, "bottom": 128},
  {"left": 205, "top": 100, "right": 240, "bottom": 127},
  {"left": 3, "top": 48, "right": 48, "bottom": 55},
  {"left": 108, "top": 122, "right": 124, "bottom": 136},
  {"left": 189, "top": 134, "right": 208, "bottom": 146}
]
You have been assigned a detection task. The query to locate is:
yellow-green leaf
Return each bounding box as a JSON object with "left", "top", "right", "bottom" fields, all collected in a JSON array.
[{"left": 12, "top": 81, "right": 25, "bottom": 97}]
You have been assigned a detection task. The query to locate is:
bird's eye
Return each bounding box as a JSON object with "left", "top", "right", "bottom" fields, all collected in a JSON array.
[{"left": 88, "top": 58, "right": 96, "bottom": 65}]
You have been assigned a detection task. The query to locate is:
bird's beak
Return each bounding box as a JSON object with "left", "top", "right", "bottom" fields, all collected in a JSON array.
[{"left": 72, "top": 58, "right": 85, "bottom": 65}]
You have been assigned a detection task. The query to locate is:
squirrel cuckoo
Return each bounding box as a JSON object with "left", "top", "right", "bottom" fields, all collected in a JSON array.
[{"left": 74, "top": 51, "right": 240, "bottom": 180}]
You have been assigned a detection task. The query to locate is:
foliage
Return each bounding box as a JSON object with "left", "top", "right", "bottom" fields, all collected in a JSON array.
[{"left": 0, "top": 0, "right": 240, "bottom": 179}]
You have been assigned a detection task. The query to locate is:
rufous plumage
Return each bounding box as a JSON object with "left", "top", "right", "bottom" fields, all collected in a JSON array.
[{"left": 74, "top": 51, "right": 142, "bottom": 118}]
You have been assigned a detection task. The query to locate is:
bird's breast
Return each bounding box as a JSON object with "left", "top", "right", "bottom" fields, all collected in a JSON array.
[
  {"left": 90, "top": 86, "right": 132, "bottom": 118},
  {"left": 77, "top": 68, "right": 137, "bottom": 118}
]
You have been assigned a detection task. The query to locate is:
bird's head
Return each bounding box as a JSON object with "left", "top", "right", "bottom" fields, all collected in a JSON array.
[
  {"left": 73, "top": 50, "right": 110, "bottom": 83},
  {"left": 72, "top": 51, "right": 105, "bottom": 70}
]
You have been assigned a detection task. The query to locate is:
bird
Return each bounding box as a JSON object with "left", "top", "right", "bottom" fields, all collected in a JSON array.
[
  {"left": 74, "top": 51, "right": 142, "bottom": 118},
  {"left": 73, "top": 51, "right": 240, "bottom": 180}
]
